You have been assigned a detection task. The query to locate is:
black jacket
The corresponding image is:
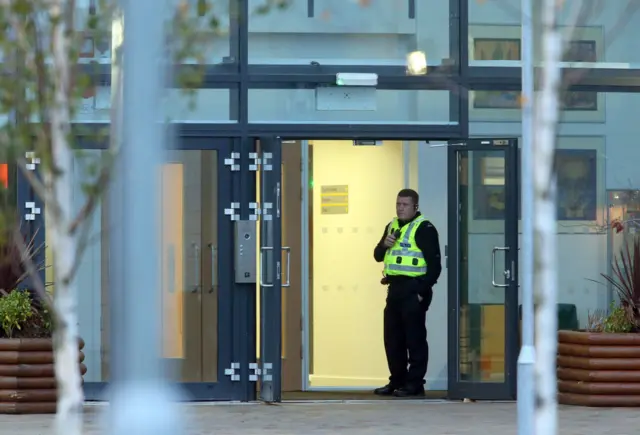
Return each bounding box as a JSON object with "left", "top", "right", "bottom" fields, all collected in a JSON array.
[{"left": 373, "top": 212, "right": 442, "bottom": 298}]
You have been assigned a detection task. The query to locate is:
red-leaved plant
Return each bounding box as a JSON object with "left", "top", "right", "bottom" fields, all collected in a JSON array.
[
  {"left": 600, "top": 236, "right": 640, "bottom": 331},
  {"left": 0, "top": 222, "right": 45, "bottom": 295}
]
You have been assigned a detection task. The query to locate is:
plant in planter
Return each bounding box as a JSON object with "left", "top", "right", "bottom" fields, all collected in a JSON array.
[
  {"left": 557, "top": 234, "right": 640, "bottom": 407},
  {"left": 0, "top": 227, "right": 86, "bottom": 415}
]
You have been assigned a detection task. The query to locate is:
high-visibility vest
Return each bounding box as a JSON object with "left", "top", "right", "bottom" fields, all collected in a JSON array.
[{"left": 383, "top": 216, "right": 427, "bottom": 277}]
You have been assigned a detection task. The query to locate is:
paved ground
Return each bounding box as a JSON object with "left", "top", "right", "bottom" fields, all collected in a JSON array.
[{"left": 1, "top": 401, "right": 638, "bottom": 434}]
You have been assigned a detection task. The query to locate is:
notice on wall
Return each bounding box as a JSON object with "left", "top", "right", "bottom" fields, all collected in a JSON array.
[{"left": 320, "top": 185, "right": 349, "bottom": 215}]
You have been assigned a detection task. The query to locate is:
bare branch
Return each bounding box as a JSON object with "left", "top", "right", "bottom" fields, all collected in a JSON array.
[
  {"left": 65, "top": 208, "right": 96, "bottom": 283},
  {"left": 68, "top": 156, "right": 113, "bottom": 235},
  {"left": 562, "top": 0, "right": 640, "bottom": 89}
]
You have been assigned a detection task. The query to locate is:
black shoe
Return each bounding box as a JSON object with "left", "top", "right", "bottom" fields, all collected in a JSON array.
[
  {"left": 392, "top": 385, "right": 425, "bottom": 397},
  {"left": 373, "top": 384, "right": 398, "bottom": 396}
]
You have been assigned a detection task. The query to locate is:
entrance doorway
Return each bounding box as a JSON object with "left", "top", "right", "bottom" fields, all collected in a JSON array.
[
  {"left": 253, "top": 137, "right": 520, "bottom": 401},
  {"left": 257, "top": 139, "right": 439, "bottom": 394}
]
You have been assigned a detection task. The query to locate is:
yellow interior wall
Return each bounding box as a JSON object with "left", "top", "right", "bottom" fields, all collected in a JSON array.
[
  {"left": 310, "top": 140, "right": 404, "bottom": 387},
  {"left": 408, "top": 141, "right": 419, "bottom": 191}
]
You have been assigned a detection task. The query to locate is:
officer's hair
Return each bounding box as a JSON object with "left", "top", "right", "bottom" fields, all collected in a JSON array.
[{"left": 397, "top": 188, "right": 419, "bottom": 205}]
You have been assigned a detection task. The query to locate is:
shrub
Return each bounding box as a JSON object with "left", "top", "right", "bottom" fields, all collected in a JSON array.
[
  {"left": 601, "top": 236, "right": 640, "bottom": 329},
  {"left": 0, "top": 290, "right": 33, "bottom": 338},
  {"left": 586, "top": 302, "right": 635, "bottom": 333}
]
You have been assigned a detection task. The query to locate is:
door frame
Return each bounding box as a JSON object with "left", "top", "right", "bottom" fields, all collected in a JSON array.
[
  {"left": 446, "top": 138, "right": 520, "bottom": 401},
  {"left": 257, "top": 136, "right": 284, "bottom": 402}
]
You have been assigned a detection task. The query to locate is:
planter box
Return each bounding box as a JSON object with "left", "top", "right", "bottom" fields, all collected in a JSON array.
[
  {"left": 0, "top": 338, "right": 86, "bottom": 414},
  {"left": 557, "top": 330, "right": 640, "bottom": 407}
]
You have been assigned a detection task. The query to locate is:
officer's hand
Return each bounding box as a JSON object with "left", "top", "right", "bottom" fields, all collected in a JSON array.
[{"left": 382, "top": 234, "right": 397, "bottom": 248}]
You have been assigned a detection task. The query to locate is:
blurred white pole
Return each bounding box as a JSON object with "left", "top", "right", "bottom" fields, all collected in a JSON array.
[
  {"left": 534, "top": 0, "right": 561, "bottom": 433},
  {"left": 517, "top": 0, "right": 535, "bottom": 432},
  {"left": 107, "top": 0, "right": 184, "bottom": 434}
]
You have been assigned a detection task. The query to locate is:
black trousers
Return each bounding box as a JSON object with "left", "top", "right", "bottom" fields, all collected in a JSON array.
[{"left": 383, "top": 280, "right": 431, "bottom": 388}]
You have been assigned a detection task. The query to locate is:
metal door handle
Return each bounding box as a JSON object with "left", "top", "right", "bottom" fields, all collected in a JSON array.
[
  {"left": 208, "top": 243, "right": 217, "bottom": 294},
  {"left": 282, "top": 247, "right": 291, "bottom": 288},
  {"left": 168, "top": 245, "right": 175, "bottom": 294},
  {"left": 192, "top": 243, "right": 201, "bottom": 293},
  {"left": 491, "top": 246, "right": 510, "bottom": 288},
  {"left": 260, "top": 246, "right": 274, "bottom": 288}
]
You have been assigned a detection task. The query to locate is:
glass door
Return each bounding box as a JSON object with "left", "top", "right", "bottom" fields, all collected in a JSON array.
[
  {"left": 257, "top": 136, "right": 285, "bottom": 402},
  {"left": 447, "top": 138, "right": 519, "bottom": 400},
  {"left": 158, "top": 138, "right": 235, "bottom": 400}
]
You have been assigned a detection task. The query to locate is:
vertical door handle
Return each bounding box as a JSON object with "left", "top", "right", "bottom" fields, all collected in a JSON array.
[
  {"left": 491, "top": 246, "right": 510, "bottom": 288},
  {"left": 192, "top": 243, "right": 201, "bottom": 293},
  {"left": 208, "top": 243, "right": 217, "bottom": 293},
  {"left": 282, "top": 247, "right": 291, "bottom": 288},
  {"left": 168, "top": 245, "right": 175, "bottom": 294},
  {"left": 260, "top": 246, "right": 274, "bottom": 288}
]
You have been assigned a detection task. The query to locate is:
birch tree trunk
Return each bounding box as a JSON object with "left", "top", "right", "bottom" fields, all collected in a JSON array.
[
  {"left": 533, "top": 0, "right": 562, "bottom": 433},
  {"left": 49, "top": 1, "right": 84, "bottom": 434}
]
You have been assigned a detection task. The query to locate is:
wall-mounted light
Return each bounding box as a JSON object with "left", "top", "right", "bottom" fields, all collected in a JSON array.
[{"left": 406, "top": 51, "right": 427, "bottom": 76}]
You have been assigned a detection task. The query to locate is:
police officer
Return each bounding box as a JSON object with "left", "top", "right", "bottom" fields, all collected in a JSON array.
[{"left": 372, "top": 188, "right": 442, "bottom": 397}]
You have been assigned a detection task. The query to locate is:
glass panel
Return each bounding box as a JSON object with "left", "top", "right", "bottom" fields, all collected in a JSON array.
[
  {"left": 304, "top": 140, "right": 446, "bottom": 390},
  {"left": 248, "top": 0, "right": 451, "bottom": 66},
  {"left": 75, "top": 0, "right": 231, "bottom": 65},
  {"left": 469, "top": 92, "right": 623, "bottom": 331},
  {"left": 51, "top": 150, "right": 110, "bottom": 382},
  {"left": 73, "top": 87, "right": 236, "bottom": 123},
  {"left": 160, "top": 150, "right": 218, "bottom": 383},
  {"left": 469, "top": 0, "right": 640, "bottom": 68},
  {"left": 469, "top": 90, "right": 603, "bottom": 123},
  {"left": 249, "top": 89, "right": 453, "bottom": 124},
  {"left": 47, "top": 150, "right": 220, "bottom": 384},
  {"left": 609, "top": 190, "right": 640, "bottom": 309},
  {"left": 458, "top": 150, "right": 506, "bottom": 383}
]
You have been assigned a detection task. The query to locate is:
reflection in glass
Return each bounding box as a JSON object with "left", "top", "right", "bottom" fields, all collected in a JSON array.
[
  {"left": 458, "top": 151, "right": 506, "bottom": 383},
  {"left": 472, "top": 148, "right": 598, "bottom": 222},
  {"left": 75, "top": 0, "right": 231, "bottom": 65},
  {"left": 471, "top": 37, "right": 597, "bottom": 111},
  {"left": 469, "top": 0, "right": 638, "bottom": 67},
  {"left": 160, "top": 151, "right": 219, "bottom": 383},
  {"left": 556, "top": 150, "right": 597, "bottom": 221},
  {"left": 248, "top": 0, "right": 451, "bottom": 66},
  {"left": 249, "top": 89, "right": 453, "bottom": 125},
  {"left": 472, "top": 152, "right": 506, "bottom": 220}
]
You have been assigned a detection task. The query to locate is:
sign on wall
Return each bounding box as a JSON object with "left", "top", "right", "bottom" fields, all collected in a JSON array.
[{"left": 320, "top": 185, "right": 349, "bottom": 215}]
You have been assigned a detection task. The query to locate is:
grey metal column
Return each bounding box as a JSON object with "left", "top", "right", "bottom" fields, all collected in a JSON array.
[
  {"left": 517, "top": 0, "right": 535, "bottom": 433},
  {"left": 107, "top": 0, "right": 183, "bottom": 433}
]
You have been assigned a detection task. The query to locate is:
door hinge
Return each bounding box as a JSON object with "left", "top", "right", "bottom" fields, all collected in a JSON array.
[
  {"left": 248, "top": 362, "right": 273, "bottom": 382},
  {"left": 224, "top": 362, "right": 240, "bottom": 381},
  {"left": 249, "top": 362, "right": 261, "bottom": 381}
]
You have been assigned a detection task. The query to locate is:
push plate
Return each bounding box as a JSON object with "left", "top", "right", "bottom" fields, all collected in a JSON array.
[{"left": 234, "top": 220, "right": 257, "bottom": 283}]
